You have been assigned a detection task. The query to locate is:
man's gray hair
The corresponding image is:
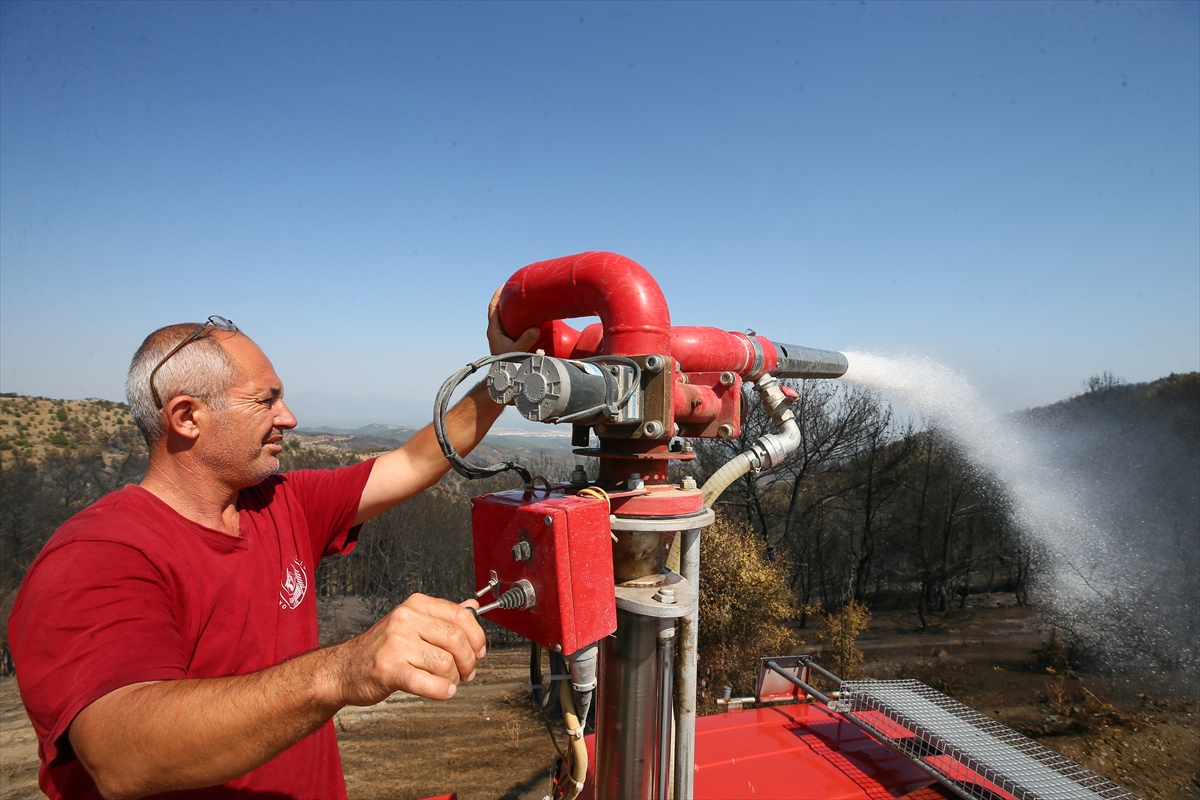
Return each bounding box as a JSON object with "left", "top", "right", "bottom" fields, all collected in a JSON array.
[{"left": 125, "top": 323, "right": 240, "bottom": 446}]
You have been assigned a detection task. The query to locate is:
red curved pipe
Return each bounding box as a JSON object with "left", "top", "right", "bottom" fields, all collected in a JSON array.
[
  {"left": 499, "top": 251, "right": 781, "bottom": 379},
  {"left": 499, "top": 251, "right": 672, "bottom": 357}
]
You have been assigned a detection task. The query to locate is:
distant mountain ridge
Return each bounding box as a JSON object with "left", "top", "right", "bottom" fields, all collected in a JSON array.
[
  {"left": 290, "top": 421, "right": 578, "bottom": 460},
  {"left": 302, "top": 423, "right": 420, "bottom": 441}
]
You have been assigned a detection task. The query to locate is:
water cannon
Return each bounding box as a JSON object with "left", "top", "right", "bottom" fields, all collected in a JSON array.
[
  {"left": 435, "top": 252, "right": 1140, "bottom": 800},
  {"left": 494, "top": 250, "right": 845, "bottom": 437},
  {"left": 438, "top": 251, "right": 847, "bottom": 800}
]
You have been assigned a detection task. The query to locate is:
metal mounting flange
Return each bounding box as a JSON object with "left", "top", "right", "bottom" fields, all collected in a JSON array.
[{"left": 614, "top": 571, "right": 697, "bottom": 618}]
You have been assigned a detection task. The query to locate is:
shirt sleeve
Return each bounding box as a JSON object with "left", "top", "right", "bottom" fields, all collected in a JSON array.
[
  {"left": 276, "top": 458, "right": 377, "bottom": 558},
  {"left": 9, "top": 540, "right": 187, "bottom": 766}
]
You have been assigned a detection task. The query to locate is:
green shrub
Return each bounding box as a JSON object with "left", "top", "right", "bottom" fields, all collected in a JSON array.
[
  {"left": 698, "top": 518, "right": 798, "bottom": 710},
  {"left": 814, "top": 599, "right": 871, "bottom": 679}
]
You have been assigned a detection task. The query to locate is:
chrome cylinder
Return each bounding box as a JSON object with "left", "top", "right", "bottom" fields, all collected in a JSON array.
[
  {"left": 769, "top": 341, "right": 848, "bottom": 379},
  {"left": 597, "top": 609, "right": 662, "bottom": 800}
]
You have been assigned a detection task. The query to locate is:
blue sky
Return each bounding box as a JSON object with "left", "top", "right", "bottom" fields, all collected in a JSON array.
[{"left": 2, "top": 0, "right": 1197, "bottom": 427}]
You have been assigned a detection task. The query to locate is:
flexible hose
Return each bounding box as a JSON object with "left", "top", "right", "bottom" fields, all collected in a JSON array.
[
  {"left": 555, "top": 679, "right": 588, "bottom": 800},
  {"left": 699, "top": 452, "right": 755, "bottom": 509},
  {"left": 667, "top": 454, "right": 751, "bottom": 573}
]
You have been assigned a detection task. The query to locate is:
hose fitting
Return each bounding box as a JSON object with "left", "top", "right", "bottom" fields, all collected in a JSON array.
[
  {"left": 744, "top": 375, "right": 801, "bottom": 471},
  {"left": 700, "top": 375, "right": 803, "bottom": 508}
]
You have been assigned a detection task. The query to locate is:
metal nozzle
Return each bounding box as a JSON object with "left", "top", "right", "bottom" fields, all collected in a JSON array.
[{"left": 770, "top": 342, "right": 848, "bottom": 379}]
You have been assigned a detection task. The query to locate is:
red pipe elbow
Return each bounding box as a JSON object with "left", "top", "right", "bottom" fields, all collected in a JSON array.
[{"left": 498, "top": 252, "right": 672, "bottom": 356}]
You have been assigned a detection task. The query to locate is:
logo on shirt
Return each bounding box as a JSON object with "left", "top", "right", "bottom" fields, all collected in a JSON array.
[{"left": 279, "top": 558, "right": 308, "bottom": 610}]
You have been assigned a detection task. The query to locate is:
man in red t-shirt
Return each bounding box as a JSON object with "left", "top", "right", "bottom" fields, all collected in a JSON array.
[{"left": 8, "top": 292, "right": 539, "bottom": 799}]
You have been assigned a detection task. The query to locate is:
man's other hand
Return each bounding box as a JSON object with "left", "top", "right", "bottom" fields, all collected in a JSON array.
[
  {"left": 332, "top": 594, "right": 487, "bottom": 706},
  {"left": 488, "top": 287, "right": 540, "bottom": 356}
]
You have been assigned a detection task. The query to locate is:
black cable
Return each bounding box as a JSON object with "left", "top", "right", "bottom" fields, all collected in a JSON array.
[{"left": 433, "top": 352, "right": 534, "bottom": 484}]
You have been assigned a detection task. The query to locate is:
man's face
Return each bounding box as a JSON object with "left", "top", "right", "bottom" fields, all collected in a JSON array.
[{"left": 196, "top": 335, "right": 298, "bottom": 488}]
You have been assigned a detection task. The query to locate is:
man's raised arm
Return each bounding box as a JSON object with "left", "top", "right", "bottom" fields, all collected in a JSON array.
[{"left": 353, "top": 287, "right": 539, "bottom": 526}]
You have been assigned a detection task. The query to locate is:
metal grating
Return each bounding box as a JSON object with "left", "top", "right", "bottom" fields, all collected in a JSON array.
[{"left": 837, "top": 680, "right": 1140, "bottom": 800}]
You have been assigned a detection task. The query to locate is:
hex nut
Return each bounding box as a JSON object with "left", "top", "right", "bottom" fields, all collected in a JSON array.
[
  {"left": 720, "top": 371, "right": 736, "bottom": 386},
  {"left": 653, "top": 588, "right": 678, "bottom": 604},
  {"left": 643, "top": 420, "right": 665, "bottom": 438},
  {"left": 680, "top": 476, "right": 697, "bottom": 490},
  {"left": 717, "top": 423, "right": 734, "bottom": 438}
]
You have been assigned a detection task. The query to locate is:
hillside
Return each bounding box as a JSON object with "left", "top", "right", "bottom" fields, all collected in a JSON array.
[
  {"left": 1024, "top": 371, "right": 1199, "bottom": 441},
  {"left": 0, "top": 394, "right": 143, "bottom": 464}
]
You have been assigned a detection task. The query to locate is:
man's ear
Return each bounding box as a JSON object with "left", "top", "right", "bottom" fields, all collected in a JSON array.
[{"left": 163, "top": 395, "right": 206, "bottom": 443}]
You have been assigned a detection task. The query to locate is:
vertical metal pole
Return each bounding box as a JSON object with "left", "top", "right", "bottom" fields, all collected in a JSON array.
[
  {"left": 656, "top": 620, "right": 675, "bottom": 800},
  {"left": 673, "top": 528, "right": 700, "bottom": 800},
  {"left": 597, "top": 609, "right": 661, "bottom": 800}
]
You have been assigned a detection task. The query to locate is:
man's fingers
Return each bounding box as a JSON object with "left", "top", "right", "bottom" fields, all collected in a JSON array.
[
  {"left": 392, "top": 664, "right": 458, "bottom": 701},
  {"left": 458, "top": 600, "right": 487, "bottom": 658},
  {"left": 402, "top": 594, "right": 487, "bottom": 656},
  {"left": 486, "top": 285, "right": 543, "bottom": 356},
  {"left": 339, "top": 595, "right": 491, "bottom": 705},
  {"left": 415, "top": 638, "right": 461, "bottom": 682},
  {"left": 486, "top": 286, "right": 511, "bottom": 355},
  {"left": 392, "top": 598, "right": 482, "bottom": 680},
  {"left": 513, "top": 326, "right": 540, "bottom": 353}
]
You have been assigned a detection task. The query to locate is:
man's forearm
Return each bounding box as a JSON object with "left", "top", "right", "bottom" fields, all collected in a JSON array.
[
  {"left": 410, "top": 378, "right": 505, "bottom": 471},
  {"left": 71, "top": 643, "right": 345, "bottom": 799},
  {"left": 70, "top": 593, "right": 484, "bottom": 799},
  {"left": 354, "top": 380, "right": 505, "bottom": 525}
]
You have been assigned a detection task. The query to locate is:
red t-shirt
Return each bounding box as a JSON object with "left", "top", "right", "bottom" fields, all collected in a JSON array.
[{"left": 7, "top": 459, "right": 376, "bottom": 800}]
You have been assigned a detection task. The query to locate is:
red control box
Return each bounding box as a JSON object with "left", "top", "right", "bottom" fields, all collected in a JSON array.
[{"left": 471, "top": 489, "right": 616, "bottom": 655}]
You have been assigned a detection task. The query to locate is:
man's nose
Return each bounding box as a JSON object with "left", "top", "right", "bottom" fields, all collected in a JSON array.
[{"left": 275, "top": 400, "right": 298, "bottom": 430}]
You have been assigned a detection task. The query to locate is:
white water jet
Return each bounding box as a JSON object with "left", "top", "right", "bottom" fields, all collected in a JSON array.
[{"left": 840, "top": 352, "right": 1194, "bottom": 668}]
